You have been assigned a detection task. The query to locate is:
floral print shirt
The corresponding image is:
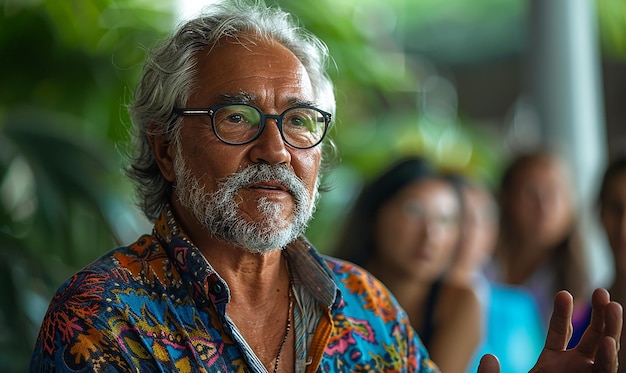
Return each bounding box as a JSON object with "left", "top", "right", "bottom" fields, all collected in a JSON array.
[{"left": 30, "top": 207, "right": 438, "bottom": 372}]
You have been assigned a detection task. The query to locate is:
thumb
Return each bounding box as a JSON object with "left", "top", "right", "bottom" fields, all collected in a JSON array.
[{"left": 477, "top": 354, "right": 500, "bottom": 373}]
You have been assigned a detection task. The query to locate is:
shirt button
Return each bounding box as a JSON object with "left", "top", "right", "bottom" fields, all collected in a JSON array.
[{"left": 209, "top": 282, "right": 225, "bottom": 295}]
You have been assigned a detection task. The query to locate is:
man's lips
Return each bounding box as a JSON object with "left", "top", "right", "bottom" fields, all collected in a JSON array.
[{"left": 248, "top": 181, "right": 289, "bottom": 192}]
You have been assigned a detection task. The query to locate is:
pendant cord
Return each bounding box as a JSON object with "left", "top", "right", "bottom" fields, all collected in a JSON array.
[{"left": 273, "top": 251, "right": 293, "bottom": 373}]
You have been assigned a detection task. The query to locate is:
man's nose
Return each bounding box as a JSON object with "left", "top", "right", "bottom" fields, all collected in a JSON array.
[{"left": 249, "top": 116, "right": 291, "bottom": 165}]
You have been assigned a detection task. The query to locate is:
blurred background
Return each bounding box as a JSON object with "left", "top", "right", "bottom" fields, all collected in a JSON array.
[{"left": 1, "top": 0, "right": 625, "bottom": 370}]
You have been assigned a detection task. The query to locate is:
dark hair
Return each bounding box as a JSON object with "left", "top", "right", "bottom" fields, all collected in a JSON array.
[
  {"left": 598, "top": 156, "right": 626, "bottom": 208},
  {"left": 333, "top": 157, "right": 438, "bottom": 267}
]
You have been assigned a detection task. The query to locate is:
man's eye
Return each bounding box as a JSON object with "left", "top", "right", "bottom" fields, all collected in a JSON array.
[
  {"left": 289, "top": 116, "right": 306, "bottom": 126},
  {"left": 216, "top": 105, "right": 260, "bottom": 125},
  {"left": 224, "top": 112, "right": 259, "bottom": 126},
  {"left": 226, "top": 114, "right": 244, "bottom": 123}
]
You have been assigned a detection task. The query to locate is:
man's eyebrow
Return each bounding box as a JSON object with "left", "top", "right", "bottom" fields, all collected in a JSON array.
[
  {"left": 286, "top": 98, "right": 318, "bottom": 107},
  {"left": 218, "top": 92, "right": 257, "bottom": 104}
]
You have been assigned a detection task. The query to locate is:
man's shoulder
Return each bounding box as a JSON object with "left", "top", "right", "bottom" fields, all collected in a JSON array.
[
  {"left": 76, "top": 234, "right": 164, "bottom": 274},
  {"left": 51, "top": 234, "right": 169, "bottom": 299}
]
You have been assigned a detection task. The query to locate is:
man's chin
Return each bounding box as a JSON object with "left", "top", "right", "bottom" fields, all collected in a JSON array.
[
  {"left": 209, "top": 221, "right": 299, "bottom": 253},
  {"left": 236, "top": 235, "right": 294, "bottom": 254},
  {"left": 242, "top": 245, "right": 284, "bottom": 255}
]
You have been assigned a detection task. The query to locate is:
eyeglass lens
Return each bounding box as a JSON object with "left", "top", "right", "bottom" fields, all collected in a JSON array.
[{"left": 213, "top": 104, "right": 326, "bottom": 148}]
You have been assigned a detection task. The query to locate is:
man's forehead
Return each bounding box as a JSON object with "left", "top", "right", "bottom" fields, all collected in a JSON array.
[
  {"left": 215, "top": 92, "right": 319, "bottom": 107},
  {"left": 201, "top": 34, "right": 292, "bottom": 61},
  {"left": 189, "top": 39, "right": 315, "bottom": 106}
]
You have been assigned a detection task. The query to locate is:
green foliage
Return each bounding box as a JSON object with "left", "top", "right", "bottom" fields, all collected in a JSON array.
[
  {"left": 597, "top": 0, "right": 626, "bottom": 59},
  {"left": 0, "top": 0, "right": 170, "bottom": 370}
]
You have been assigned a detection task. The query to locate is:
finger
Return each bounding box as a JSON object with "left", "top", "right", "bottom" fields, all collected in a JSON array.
[
  {"left": 604, "top": 301, "right": 623, "bottom": 351},
  {"left": 591, "top": 300, "right": 622, "bottom": 373},
  {"left": 477, "top": 354, "right": 500, "bottom": 373},
  {"left": 544, "top": 290, "right": 574, "bottom": 351},
  {"left": 577, "top": 288, "right": 611, "bottom": 357},
  {"left": 592, "top": 336, "right": 618, "bottom": 373}
]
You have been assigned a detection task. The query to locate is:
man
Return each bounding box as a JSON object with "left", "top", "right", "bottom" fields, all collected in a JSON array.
[{"left": 30, "top": 0, "right": 621, "bottom": 372}]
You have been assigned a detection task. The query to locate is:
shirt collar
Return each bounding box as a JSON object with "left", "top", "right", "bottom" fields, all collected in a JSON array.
[{"left": 153, "top": 204, "right": 339, "bottom": 309}]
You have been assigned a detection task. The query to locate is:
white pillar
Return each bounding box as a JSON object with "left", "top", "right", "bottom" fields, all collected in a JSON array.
[{"left": 527, "top": 0, "right": 611, "bottom": 287}]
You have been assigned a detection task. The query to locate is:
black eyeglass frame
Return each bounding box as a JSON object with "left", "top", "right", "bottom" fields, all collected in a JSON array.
[{"left": 173, "top": 103, "right": 332, "bottom": 149}]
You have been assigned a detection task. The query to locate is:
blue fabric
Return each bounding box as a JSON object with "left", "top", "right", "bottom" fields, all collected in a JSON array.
[{"left": 466, "top": 283, "right": 545, "bottom": 373}]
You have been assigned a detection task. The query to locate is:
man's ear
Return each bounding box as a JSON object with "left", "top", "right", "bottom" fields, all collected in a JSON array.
[{"left": 147, "top": 123, "right": 176, "bottom": 182}]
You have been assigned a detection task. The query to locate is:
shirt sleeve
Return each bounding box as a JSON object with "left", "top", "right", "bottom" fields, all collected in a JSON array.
[{"left": 30, "top": 271, "right": 137, "bottom": 372}]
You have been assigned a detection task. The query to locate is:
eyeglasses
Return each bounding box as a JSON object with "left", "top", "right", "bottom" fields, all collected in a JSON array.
[{"left": 173, "top": 103, "right": 332, "bottom": 149}]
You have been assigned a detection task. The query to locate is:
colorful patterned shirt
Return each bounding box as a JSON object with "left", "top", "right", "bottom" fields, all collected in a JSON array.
[{"left": 30, "top": 207, "right": 439, "bottom": 372}]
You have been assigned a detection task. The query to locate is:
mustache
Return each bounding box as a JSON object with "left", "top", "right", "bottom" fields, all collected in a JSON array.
[{"left": 218, "top": 163, "right": 307, "bottom": 196}]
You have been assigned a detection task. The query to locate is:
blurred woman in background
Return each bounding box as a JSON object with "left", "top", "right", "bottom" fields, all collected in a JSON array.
[
  {"left": 487, "top": 149, "right": 590, "bottom": 330},
  {"left": 334, "top": 157, "right": 481, "bottom": 373},
  {"left": 445, "top": 175, "right": 499, "bottom": 294}
]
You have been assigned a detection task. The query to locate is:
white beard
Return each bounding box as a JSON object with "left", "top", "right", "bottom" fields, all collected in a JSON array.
[{"left": 172, "top": 142, "right": 319, "bottom": 253}]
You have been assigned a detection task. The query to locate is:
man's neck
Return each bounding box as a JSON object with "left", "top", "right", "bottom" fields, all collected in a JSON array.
[{"left": 208, "top": 248, "right": 286, "bottom": 301}]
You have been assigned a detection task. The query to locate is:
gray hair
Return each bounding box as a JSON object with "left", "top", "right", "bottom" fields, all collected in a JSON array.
[{"left": 126, "top": 0, "right": 337, "bottom": 221}]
